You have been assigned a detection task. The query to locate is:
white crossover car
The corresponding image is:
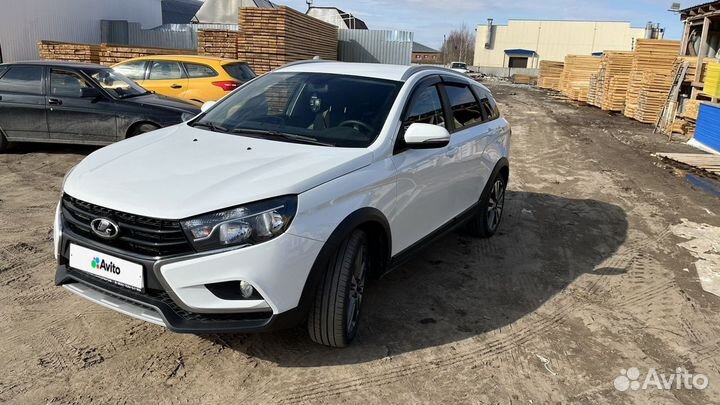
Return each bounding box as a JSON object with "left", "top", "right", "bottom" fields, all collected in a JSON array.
[{"left": 54, "top": 61, "right": 511, "bottom": 347}]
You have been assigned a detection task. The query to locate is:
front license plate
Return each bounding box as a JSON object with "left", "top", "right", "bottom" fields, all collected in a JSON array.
[{"left": 69, "top": 244, "right": 144, "bottom": 291}]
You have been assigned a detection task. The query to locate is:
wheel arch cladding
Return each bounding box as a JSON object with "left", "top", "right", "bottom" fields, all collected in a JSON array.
[
  {"left": 480, "top": 158, "right": 510, "bottom": 201},
  {"left": 295, "top": 207, "right": 392, "bottom": 317}
]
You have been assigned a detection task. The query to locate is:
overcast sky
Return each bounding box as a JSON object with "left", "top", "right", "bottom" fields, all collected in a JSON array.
[{"left": 279, "top": 0, "right": 684, "bottom": 49}]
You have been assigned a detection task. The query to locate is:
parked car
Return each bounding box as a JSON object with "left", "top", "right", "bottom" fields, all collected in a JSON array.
[
  {"left": 54, "top": 61, "right": 511, "bottom": 347},
  {"left": 450, "top": 62, "right": 470, "bottom": 74},
  {"left": 112, "top": 55, "right": 256, "bottom": 103},
  {"left": 0, "top": 61, "right": 200, "bottom": 152}
]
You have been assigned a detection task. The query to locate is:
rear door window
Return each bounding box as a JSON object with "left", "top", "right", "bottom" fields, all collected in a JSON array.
[
  {"left": 222, "top": 63, "right": 256, "bottom": 82},
  {"left": 0, "top": 66, "right": 44, "bottom": 95},
  {"left": 444, "top": 84, "right": 483, "bottom": 131},
  {"left": 148, "top": 61, "right": 185, "bottom": 80},
  {"left": 184, "top": 62, "right": 217, "bottom": 78},
  {"left": 113, "top": 61, "right": 147, "bottom": 81}
]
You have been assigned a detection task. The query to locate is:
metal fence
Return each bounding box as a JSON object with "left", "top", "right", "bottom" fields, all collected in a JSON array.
[
  {"left": 101, "top": 21, "right": 238, "bottom": 50},
  {"left": 337, "top": 29, "right": 413, "bottom": 65}
]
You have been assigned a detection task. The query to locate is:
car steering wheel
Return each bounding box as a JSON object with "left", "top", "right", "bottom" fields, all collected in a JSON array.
[{"left": 338, "top": 120, "right": 373, "bottom": 133}]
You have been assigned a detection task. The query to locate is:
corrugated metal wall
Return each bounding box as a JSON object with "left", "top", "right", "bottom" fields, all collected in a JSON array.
[
  {"left": 102, "top": 21, "right": 238, "bottom": 50},
  {"left": 695, "top": 103, "right": 720, "bottom": 153},
  {"left": 337, "top": 30, "right": 413, "bottom": 65},
  {"left": 0, "top": 0, "right": 162, "bottom": 62}
]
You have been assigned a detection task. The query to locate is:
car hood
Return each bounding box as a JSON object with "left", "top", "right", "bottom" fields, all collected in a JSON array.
[
  {"left": 64, "top": 125, "right": 373, "bottom": 219},
  {"left": 122, "top": 93, "right": 201, "bottom": 113}
]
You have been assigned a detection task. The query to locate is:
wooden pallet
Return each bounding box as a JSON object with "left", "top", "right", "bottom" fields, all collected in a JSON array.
[{"left": 655, "top": 152, "right": 720, "bottom": 177}]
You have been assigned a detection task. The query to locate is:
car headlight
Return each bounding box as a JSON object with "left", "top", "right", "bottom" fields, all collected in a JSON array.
[{"left": 181, "top": 195, "right": 297, "bottom": 251}]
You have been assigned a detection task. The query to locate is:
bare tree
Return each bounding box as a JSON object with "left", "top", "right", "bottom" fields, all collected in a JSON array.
[{"left": 441, "top": 24, "right": 475, "bottom": 65}]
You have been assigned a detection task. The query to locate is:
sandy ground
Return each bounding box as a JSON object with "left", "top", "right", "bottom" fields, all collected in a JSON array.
[{"left": 1, "top": 82, "right": 719, "bottom": 404}]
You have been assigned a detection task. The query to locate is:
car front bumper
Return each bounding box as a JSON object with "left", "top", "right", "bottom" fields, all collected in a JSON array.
[{"left": 54, "top": 223, "right": 324, "bottom": 333}]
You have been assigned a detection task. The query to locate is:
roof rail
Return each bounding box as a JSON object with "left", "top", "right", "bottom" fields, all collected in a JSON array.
[
  {"left": 278, "top": 59, "right": 335, "bottom": 70},
  {"left": 401, "top": 65, "right": 468, "bottom": 81}
]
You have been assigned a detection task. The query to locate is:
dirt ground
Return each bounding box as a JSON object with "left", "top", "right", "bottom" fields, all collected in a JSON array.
[{"left": 1, "top": 82, "right": 720, "bottom": 404}]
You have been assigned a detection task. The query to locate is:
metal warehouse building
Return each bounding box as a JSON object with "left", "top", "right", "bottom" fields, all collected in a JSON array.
[
  {"left": 474, "top": 19, "right": 649, "bottom": 68},
  {"left": 0, "top": 0, "right": 163, "bottom": 63}
]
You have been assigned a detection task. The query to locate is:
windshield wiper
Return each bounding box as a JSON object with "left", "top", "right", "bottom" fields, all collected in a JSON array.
[
  {"left": 230, "top": 128, "right": 334, "bottom": 146},
  {"left": 118, "top": 91, "right": 151, "bottom": 99},
  {"left": 190, "top": 121, "right": 229, "bottom": 133}
]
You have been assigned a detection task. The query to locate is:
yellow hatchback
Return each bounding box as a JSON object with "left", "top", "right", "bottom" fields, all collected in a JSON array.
[{"left": 112, "top": 55, "right": 256, "bottom": 103}]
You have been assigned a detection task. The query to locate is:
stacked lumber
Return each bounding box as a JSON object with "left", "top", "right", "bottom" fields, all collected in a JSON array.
[
  {"left": 588, "top": 72, "right": 602, "bottom": 107},
  {"left": 99, "top": 44, "right": 196, "bottom": 65},
  {"left": 624, "top": 39, "right": 680, "bottom": 123},
  {"left": 560, "top": 55, "right": 602, "bottom": 102},
  {"left": 597, "top": 51, "right": 634, "bottom": 111},
  {"left": 37, "top": 41, "right": 100, "bottom": 64},
  {"left": 198, "top": 30, "right": 238, "bottom": 59},
  {"left": 676, "top": 56, "right": 710, "bottom": 83},
  {"left": 672, "top": 99, "right": 703, "bottom": 137},
  {"left": 537, "top": 61, "right": 564, "bottom": 90},
  {"left": 511, "top": 74, "right": 537, "bottom": 85},
  {"left": 237, "top": 6, "right": 337, "bottom": 74}
]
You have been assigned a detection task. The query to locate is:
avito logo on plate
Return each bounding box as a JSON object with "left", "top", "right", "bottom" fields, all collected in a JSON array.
[
  {"left": 90, "top": 256, "right": 121, "bottom": 275},
  {"left": 614, "top": 367, "right": 709, "bottom": 392}
]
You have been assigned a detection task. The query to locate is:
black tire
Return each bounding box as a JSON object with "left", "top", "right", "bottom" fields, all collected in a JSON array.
[
  {"left": 467, "top": 173, "right": 507, "bottom": 238},
  {"left": 129, "top": 123, "right": 159, "bottom": 137},
  {"left": 308, "top": 229, "right": 369, "bottom": 348},
  {"left": 0, "top": 130, "right": 8, "bottom": 153}
]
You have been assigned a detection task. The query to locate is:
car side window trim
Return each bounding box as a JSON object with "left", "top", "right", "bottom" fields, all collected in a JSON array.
[
  {"left": 471, "top": 86, "right": 501, "bottom": 123},
  {"left": 439, "top": 82, "right": 486, "bottom": 134}
]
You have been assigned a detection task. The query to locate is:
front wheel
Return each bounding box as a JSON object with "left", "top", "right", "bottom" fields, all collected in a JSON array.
[
  {"left": 308, "top": 230, "right": 369, "bottom": 348},
  {"left": 129, "top": 123, "right": 159, "bottom": 137},
  {"left": 467, "top": 174, "right": 506, "bottom": 238}
]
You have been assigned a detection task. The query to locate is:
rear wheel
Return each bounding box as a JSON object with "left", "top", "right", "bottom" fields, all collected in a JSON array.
[
  {"left": 128, "top": 123, "right": 159, "bottom": 137},
  {"left": 308, "top": 230, "right": 369, "bottom": 348},
  {"left": 467, "top": 174, "right": 506, "bottom": 238}
]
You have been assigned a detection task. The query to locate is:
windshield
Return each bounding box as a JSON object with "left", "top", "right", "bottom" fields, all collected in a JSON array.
[
  {"left": 81, "top": 68, "right": 148, "bottom": 98},
  {"left": 451, "top": 63, "right": 467, "bottom": 69},
  {"left": 191, "top": 72, "right": 403, "bottom": 148}
]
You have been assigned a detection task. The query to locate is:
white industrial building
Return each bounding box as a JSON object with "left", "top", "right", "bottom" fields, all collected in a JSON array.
[{"left": 0, "top": 0, "right": 163, "bottom": 63}]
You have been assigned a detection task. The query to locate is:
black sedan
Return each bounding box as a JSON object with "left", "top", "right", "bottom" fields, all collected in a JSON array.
[{"left": 0, "top": 61, "right": 201, "bottom": 152}]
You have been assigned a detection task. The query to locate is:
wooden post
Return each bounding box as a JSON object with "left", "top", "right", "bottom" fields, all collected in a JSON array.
[
  {"left": 680, "top": 20, "right": 691, "bottom": 56},
  {"left": 691, "top": 17, "right": 711, "bottom": 100}
]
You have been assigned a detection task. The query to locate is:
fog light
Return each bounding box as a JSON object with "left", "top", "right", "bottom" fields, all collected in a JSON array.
[{"left": 239, "top": 280, "right": 254, "bottom": 298}]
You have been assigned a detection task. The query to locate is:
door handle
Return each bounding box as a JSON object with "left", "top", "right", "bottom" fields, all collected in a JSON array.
[
  {"left": 170, "top": 84, "right": 182, "bottom": 89},
  {"left": 48, "top": 98, "right": 62, "bottom": 105}
]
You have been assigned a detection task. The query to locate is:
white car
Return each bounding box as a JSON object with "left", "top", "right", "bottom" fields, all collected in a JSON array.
[
  {"left": 54, "top": 61, "right": 511, "bottom": 347},
  {"left": 450, "top": 62, "right": 470, "bottom": 74}
]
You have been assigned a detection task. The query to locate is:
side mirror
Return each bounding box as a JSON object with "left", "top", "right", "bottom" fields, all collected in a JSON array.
[
  {"left": 404, "top": 123, "right": 450, "bottom": 149},
  {"left": 200, "top": 101, "right": 217, "bottom": 113},
  {"left": 80, "top": 87, "right": 101, "bottom": 99}
]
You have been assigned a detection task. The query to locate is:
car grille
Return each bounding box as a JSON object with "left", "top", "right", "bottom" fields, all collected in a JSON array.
[{"left": 61, "top": 194, "right": 194, "bottom": 257}]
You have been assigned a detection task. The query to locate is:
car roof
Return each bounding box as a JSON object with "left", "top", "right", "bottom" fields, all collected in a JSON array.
[
  {"left": 276, "top": 61, "right": 468, "bottom": 82},
  {"left": 120, "top": 55, "right": 241, "bottom": 64},
  {"left": 2, "top": 60, "right": 107, "bottom": 69}
]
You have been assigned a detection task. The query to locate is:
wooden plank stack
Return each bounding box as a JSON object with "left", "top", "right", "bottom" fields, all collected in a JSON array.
[
  {"left": 99, "top": 44, "right": 196, "bottom": 65},
  {"left": 37, "top": 41, "right": 100, "bottom": 64},
  {"left": 588, "top": 72, "right": 603, "bottom": 107},
  {"left": 596, "top": 51, "right": 634, "bottom": 111},
  {"left": 538, "top": 61, "right": 564, "bottom": 90},
  {"left": 511, "top": 74, "right": 537, "bottom": 85},
  {"left": 237, "top": 6, "right": 338, "bottom": 74},
  {"left": 624, "top": 39, "right": 680, "bottom": 123},
  {"left": 560, "top": 55, "right": 602, "bottom": 102},
  {"left": 198, "top": 30, "right": 239, "bottom": 59}
]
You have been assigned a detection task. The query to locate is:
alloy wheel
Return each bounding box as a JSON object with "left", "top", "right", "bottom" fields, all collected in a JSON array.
[{"left": 487, "top": 178, "right": 505, "bottom": 232}]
